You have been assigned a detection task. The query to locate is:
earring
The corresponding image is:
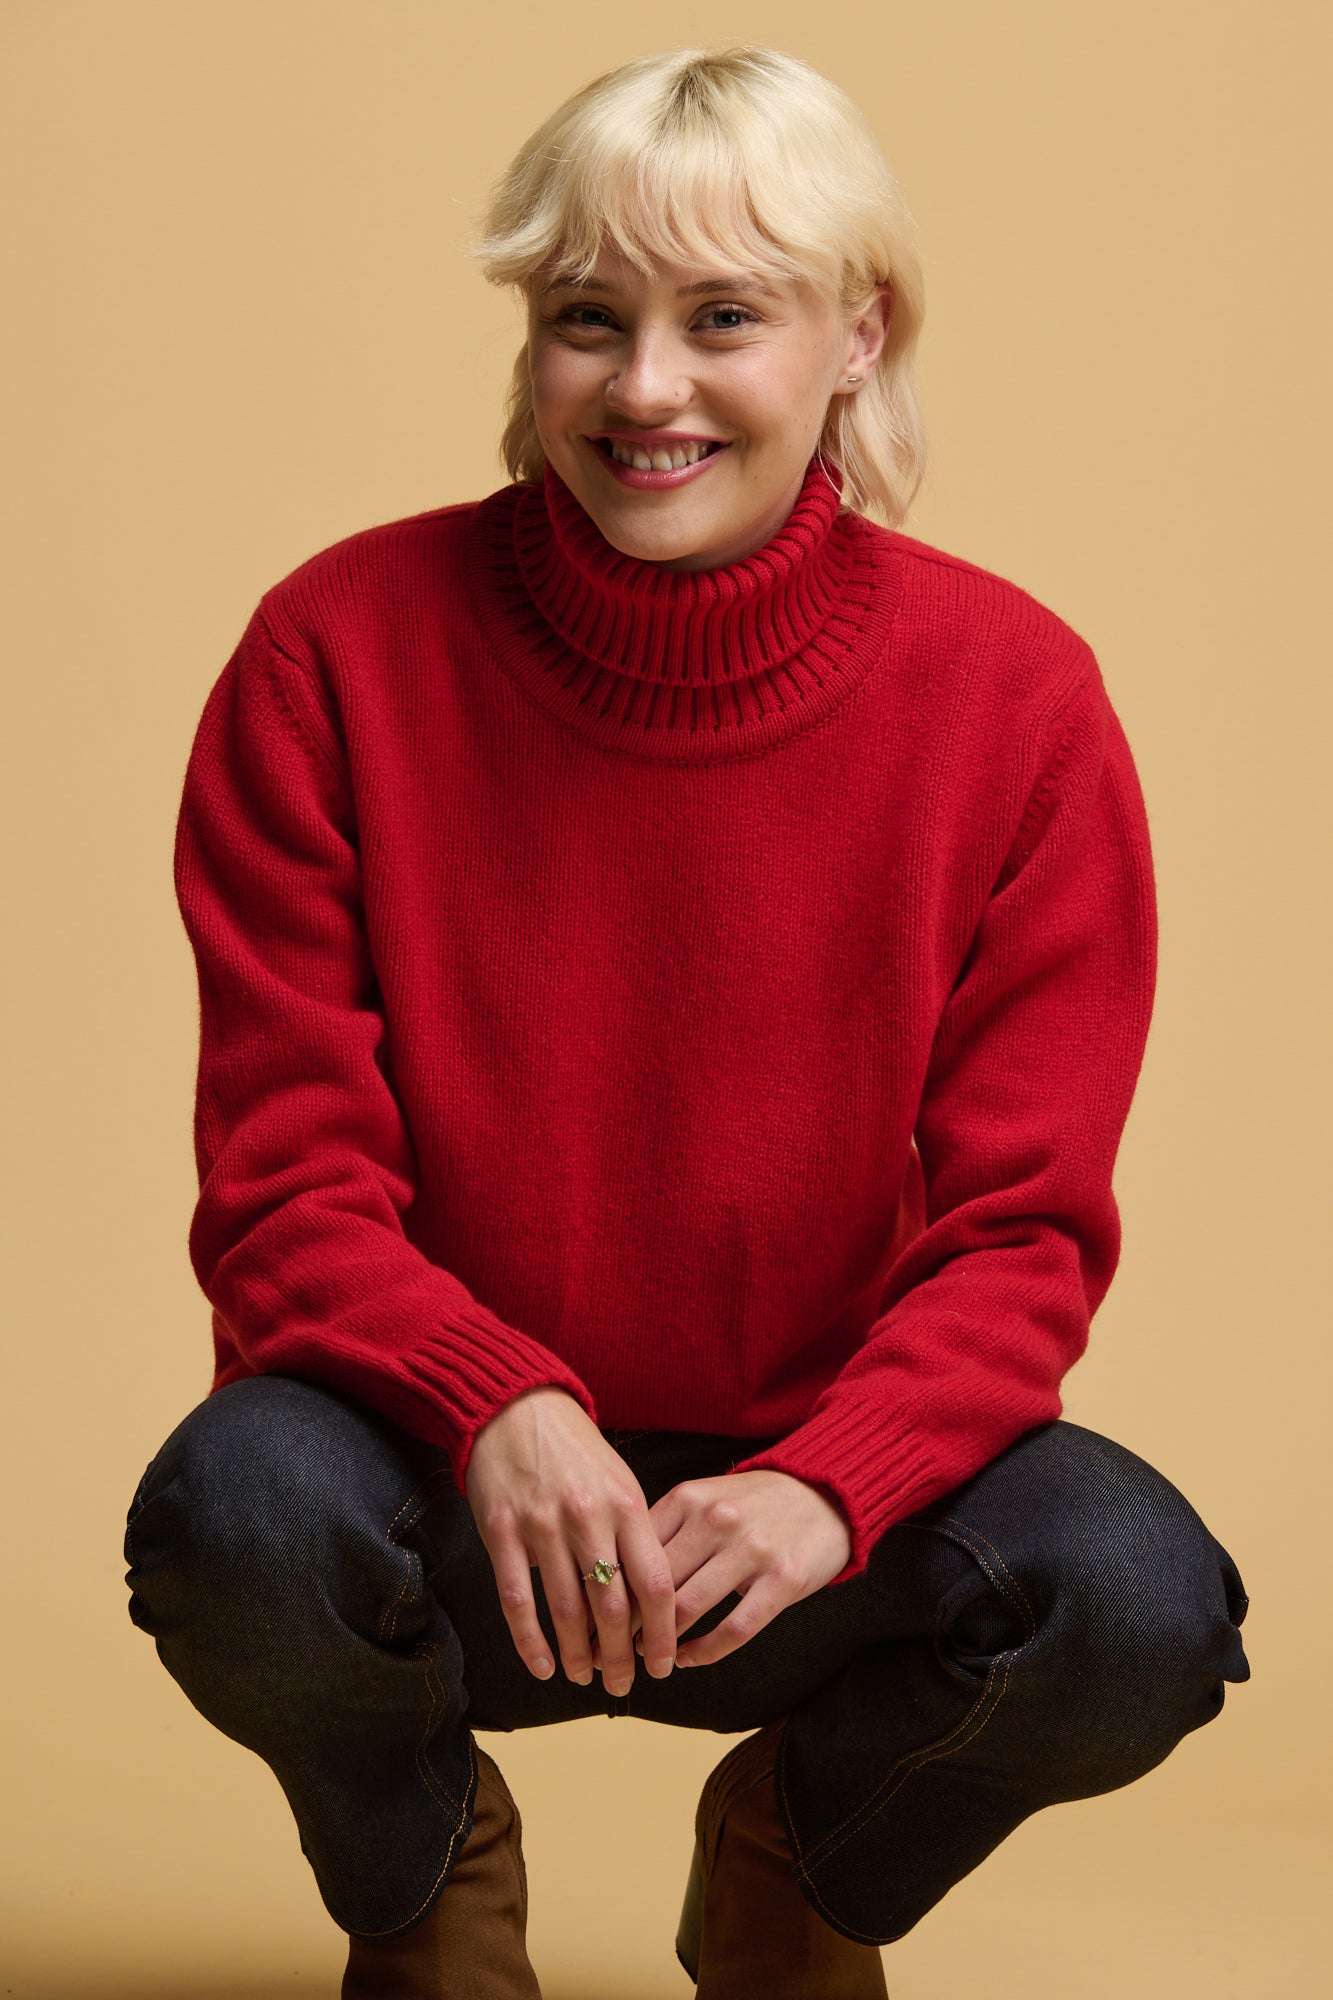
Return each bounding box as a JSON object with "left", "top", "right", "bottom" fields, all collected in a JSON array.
[{"left": 846, "top": 374, "right": 863, "bottom": 384}]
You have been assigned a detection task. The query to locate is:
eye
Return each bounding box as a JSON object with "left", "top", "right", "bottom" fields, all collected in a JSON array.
[
  {"left": 555, "top": 304, "right": 616, "bottom": 329},
  {"left": 698, "top": 304, "right": 759, "bottom": 332}
]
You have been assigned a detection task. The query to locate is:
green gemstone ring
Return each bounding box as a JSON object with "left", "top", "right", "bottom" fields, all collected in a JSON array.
[{"left": 582, "top": 1558, "right": 620, "bottom": 1587}]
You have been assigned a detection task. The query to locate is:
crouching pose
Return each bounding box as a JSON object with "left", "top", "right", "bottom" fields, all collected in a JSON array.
[{"left": 125, "top": 44, "right": 1250, "bottom": 1998}]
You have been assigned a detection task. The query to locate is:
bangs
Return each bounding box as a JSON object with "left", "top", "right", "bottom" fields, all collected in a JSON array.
[
  {"left": 477, "top": 56, "right": 863, "bottom": 305},
  {"left": 525, "top": 142, "right": 811, "bottom": 296}
]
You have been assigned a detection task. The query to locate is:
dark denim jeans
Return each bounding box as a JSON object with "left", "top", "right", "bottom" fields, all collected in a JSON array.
[{"left": 123, "top": 1375, "right": 1250, "bottom": 1946}]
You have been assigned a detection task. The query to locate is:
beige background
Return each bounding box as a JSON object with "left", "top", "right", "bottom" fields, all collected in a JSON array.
[{"left": 3, "top": 2, "right": 1329, "bottom": 1993}]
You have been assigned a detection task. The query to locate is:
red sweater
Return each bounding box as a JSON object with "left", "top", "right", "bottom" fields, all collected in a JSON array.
[{"left": 174, "top": 454, "right": 1156, "bottom": 1586}]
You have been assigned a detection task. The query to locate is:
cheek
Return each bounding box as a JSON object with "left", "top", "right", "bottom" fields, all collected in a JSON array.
[
  {"left": 721, "top": 352, "right": 831, "bottom": 443},
  {"left": 529, "top": 344, "right": 594, "bottom": 425}
]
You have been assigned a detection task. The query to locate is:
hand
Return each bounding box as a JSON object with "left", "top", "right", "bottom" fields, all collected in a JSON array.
[
  {"left": 464, "top": 1386, "right": 678, "bottom": 1695},
  {"left": 596, "top": 1468, "right": 852, "bottom": 1672}
]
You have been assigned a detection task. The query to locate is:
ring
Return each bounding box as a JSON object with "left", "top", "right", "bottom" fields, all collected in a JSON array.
[{"left": 581, "top": 1557, "right": 620, "bottom": 1587}]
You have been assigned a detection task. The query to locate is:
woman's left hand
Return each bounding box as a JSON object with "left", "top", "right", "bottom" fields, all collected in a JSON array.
[{"left": 588, "top": 1468, "right": 852, "bottom": 1672}]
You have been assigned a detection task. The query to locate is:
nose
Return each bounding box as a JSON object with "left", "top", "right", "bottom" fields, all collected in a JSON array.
[{"left": 604, "top": 327, "right": 690, "bottom": 423}]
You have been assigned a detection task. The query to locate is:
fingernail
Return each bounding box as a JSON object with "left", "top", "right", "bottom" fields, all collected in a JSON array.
[
  {"left": 532, "top": 1657, "right": 553, "bottom": 1678},
  {"left": 649, "top": 1658, "right": 675, "bottom": 1677},
  {"left": 573, "top": 1670, "right": 593, "bottom": 1686}
]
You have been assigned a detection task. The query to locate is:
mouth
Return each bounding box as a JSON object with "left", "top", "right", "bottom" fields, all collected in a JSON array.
[{"left": 587, "top": 435, "right": 733, "bottom": 490}]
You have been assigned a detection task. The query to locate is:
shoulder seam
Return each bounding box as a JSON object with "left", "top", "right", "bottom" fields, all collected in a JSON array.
[
  {"left": 252, "top": 609, "right": 346, "bottom": 789},
  {"left": 1006, "top": 662, "right": 1106, "bottom": 872}
]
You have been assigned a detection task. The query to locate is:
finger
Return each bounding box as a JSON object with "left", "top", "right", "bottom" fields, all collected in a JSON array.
[
  {"left": 615, "top": 1516, "right": 678, "bottom": 1676},
  {"left": 622, "top": 1552, "right": 736, "bottom": 1662},
  {"left": 579, "top": 1542, "right": 637, "bottom": 1692},
  {"left": 668, "top": 1547, "right": 757, "bottom": 1645},
  {"left": 676, "top": 1577, "right": 789, "bottom": 1669},
  {"left": 646, "top": 1483, "right": 690, "bottom": 1547},
  {"left": 647, "top": 1485, "right": 726, "bottom": 1592},
  {"left": 485, "top": 1525, "right": 558, "bottom": 1681},
  {"left": 530, "top": 1535, "right": 597, "bottom": 1687}
]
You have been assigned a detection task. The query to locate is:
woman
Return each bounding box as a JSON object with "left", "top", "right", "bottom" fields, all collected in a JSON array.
[{"left": 123, "top": 44, "right": 1251, "bottom": 1999}]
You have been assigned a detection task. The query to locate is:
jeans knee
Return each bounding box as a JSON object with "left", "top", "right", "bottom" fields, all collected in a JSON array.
[
  {"left": 123, "top": 1374, "right": 399, "bottom": 1623},
  {"left": 123, "top": 1379, "right": 472, "bottom": 1795},
  {"left": 1071, "top": 1528, "right": 1248, "bottom": 1711},
  {"left": 1019, "top": 1433, "right": 1252, "bottom": 1772}
]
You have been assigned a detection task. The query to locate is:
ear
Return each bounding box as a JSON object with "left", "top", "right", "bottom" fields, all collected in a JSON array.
[{"left": 836, "top": 283, "right": 893, "bottom": 389}]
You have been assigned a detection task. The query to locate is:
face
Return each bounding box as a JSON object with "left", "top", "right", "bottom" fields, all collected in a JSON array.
[{"left": 526, "top": 248, "right": 890, "bottom": 572}]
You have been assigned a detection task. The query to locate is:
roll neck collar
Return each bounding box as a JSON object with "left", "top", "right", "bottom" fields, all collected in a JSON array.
[
  {"left": 463, "top": 451, "right": 904, "bottom": 763},
  {"left": 518, "top": 454, "right": 849, "bottom": 688}
]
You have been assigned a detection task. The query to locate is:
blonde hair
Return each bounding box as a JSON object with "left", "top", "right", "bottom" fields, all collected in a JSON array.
[{"left": 469, "top": 45, "right": 926, "bottom": 528}]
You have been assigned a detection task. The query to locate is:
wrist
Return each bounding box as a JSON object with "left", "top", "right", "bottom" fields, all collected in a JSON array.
[{"left": 493, "top": 1382, "right": 579, "bottom": 1423}]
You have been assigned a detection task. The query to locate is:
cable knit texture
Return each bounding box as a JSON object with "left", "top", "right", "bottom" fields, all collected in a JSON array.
[{"left": 174, "top": 453, "right": 1156, "bottom": 1585}]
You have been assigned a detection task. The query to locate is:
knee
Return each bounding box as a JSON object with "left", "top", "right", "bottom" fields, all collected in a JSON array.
[
  {"left": 1019, "top": 1426, "right": 1251, "bottom": 1758},
  {"left": 123, "top": 1374, "right": 387, "bottom": 1614}
]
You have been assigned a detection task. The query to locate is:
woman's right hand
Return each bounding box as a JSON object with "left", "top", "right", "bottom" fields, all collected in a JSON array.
[{"left": 464, "top": 1386, "right": 678, "bottom": 1694}]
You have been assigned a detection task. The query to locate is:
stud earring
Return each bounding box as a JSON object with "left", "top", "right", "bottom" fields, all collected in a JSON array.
[{"left": 846, "top": 374, "right": 863, "bottom": 384}]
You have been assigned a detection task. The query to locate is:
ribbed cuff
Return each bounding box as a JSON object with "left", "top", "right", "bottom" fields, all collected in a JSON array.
[
  {"left": 259, "top": 1304, "right": 599, "bottom": 1497},
  {"left": 388, "top": 1304, "right": 601, "bottom": 1494}
]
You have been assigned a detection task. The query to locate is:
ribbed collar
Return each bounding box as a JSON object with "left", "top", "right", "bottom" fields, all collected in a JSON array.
[
  {"left": 518, "top": 454, "right": 848, "bottom": 687},
  {"left": 462, "top": 451, "right": 903, "bottom": 763}
]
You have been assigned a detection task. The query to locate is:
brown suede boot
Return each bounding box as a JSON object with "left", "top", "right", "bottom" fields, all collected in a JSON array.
[
  {"left": 342, "top": 1745, "right": 542, "bottom": 1998},
  {"left": 676, "top": 1719, "right": 889, "bottom": 1998}
]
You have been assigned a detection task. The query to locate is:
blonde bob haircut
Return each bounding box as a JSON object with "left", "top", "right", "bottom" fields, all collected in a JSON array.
[{"left": 470, "top": 45, "right": 926, "bottom": 528}]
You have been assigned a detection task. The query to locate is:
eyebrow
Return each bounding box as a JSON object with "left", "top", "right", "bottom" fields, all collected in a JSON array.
[{"left": 541, "top": 271, "right": 782, "bottom": 299}]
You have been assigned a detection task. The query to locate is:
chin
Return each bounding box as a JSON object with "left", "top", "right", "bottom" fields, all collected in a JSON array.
[
  {"left": 604, "top": 520, "right": 694, "bottom": 557},
  {"left": 584, "top": 507, "right": 709, "bottom": 567}
]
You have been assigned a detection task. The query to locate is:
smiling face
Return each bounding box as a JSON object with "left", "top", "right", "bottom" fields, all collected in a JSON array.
[{"left": 526, "top": 249, "right": 890, "bottom": 572}]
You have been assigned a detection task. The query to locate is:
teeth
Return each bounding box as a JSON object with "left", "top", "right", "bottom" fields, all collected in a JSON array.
[{"left": 606, "top": 438, "right": 718, "bottom": 470}]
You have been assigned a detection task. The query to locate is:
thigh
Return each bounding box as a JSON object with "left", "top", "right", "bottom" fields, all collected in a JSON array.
[
  {"left": 913, "top": 1417, "right": 1252, "bottom": 1654},
  {"left": 621, "top": 1417, "right": 1251, "bottom": 1738},
  {"left": 122, "top": 1391, "right": 760, "bottom": 1729}
]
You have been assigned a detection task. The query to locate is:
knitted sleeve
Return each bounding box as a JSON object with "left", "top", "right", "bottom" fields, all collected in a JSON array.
[
  {"left": 732, "top": 662, "right": 1158, "bottom": 1584},
  {"left": 173, "top": 607, "right": 599, "bottom": 1489}
]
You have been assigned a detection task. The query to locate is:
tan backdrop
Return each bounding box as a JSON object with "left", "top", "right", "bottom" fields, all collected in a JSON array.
[{"left": 3, "top": 2, "right": 1329, "bottom": 1994}]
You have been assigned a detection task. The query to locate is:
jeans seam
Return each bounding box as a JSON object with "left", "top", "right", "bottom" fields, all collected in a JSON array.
[
  {"left": 938, "top": 1515, "right": 1038, "bottom": 1628},
  {"left": 377, "top": 1466, "right": 458, "bottom": 1646},
  {"left": 372, "top": 1463, "right": 470, "bottom": 1823},
  {"left": 782, "top": 1516, "right": 1039, "bottom": 1902},
  {"left": 778, "top": 1672, "right": 1017, "bottom": 1943},
  {"left": 346, "top": 1728, "right": 478, "bottom": 1939},
  {"left": 411, "top": 1638, "right": 470, "bottom": 1819}
]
